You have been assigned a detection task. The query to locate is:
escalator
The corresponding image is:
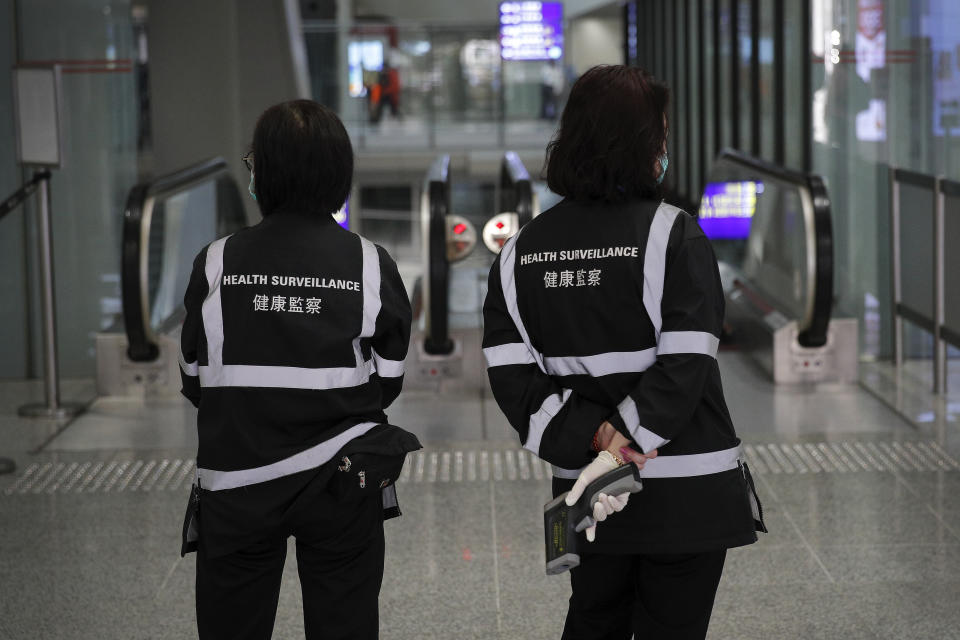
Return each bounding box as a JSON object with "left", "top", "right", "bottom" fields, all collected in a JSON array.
[
  {"left": 102, "top": 152, "right": 539, "bottom": 395},
  {"left": 698, "top": 149, "right": 856, "bottom": 383},
  {"left": 97, "top": 158, "right": 247, "bottom": 395},
  {"left": 104, "top": 149, "right": 847, "bottom": 393},
  {"left": 408, "top": 151, "right": 539, "bottom": 388}
]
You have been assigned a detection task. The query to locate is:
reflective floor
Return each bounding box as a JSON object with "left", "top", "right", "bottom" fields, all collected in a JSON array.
[{"left": 1, "top": 351, "right": 960, "bottom": 639}]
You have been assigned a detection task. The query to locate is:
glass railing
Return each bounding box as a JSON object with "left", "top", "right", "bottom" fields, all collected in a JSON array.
[
  {"left": 699, "top": 149, "right": 834, "bottom": 347},
  {"left": 302, "top": 20, "right": 567, "bottom": 151},
  {"left": 121, "top": 158, "right": 247, "bottom": 361}
]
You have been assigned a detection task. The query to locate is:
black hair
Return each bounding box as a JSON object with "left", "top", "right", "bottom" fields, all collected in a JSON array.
[
  {"left": 544, "top": 65, "right": 669, "bottom": 203},
  {"left": 250, "top": 100, "right": 353, "bottom": 216}
]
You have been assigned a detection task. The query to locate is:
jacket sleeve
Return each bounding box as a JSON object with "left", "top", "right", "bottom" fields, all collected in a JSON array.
[
  {"left": 371, "top": 245, "right": 412, "bottom": 410},
  {"left": 179, "top": 248, "right": 209, "bottom": 408},
  {"left": 607, "top": 227, "right": 724, "bottom": 452},
  {"left": 483, "top": 256, "right": 615, "bottom": 470}
]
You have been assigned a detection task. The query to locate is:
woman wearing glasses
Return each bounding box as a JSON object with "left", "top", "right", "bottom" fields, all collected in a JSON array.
[{"left": 179, "top": 99, "right": 419, "bottom": 640}]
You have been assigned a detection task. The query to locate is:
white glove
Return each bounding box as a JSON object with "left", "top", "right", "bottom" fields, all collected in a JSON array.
[{"left": 564, "top": 450, "right": 630, "bottom": 542}]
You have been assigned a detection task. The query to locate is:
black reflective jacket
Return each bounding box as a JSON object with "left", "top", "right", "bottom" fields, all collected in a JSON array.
[
  {"left": 483, "top": 198, "right": 761, "bottom": 554},
  {"left": 179, "top": 211, "right": 415, "bottom": 556}
]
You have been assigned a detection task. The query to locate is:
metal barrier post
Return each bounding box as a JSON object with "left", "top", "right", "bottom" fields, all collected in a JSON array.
[
  {"left": 13, "top": 64, "right": 83, "bottom": 419},
  {"left": 18, "top": 173, "right": 83, "bottom": 419},
  {"left": 935, "top": 177, "right": 946, "bottom": 394},
  {"left": 890, "top": 167, "right": 903, "bottom": 368}
]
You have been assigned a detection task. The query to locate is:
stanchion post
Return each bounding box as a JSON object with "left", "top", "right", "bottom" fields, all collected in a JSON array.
[
  {"left": 13, "top": 63, "right": 84, "bottom": 420},
  {"left": 17, "top": 172, "right": 83, "bottom": 419}
]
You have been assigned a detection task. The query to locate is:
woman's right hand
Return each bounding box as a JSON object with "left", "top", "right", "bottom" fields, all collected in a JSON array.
[{"left": 595, "top": 421, "right": 658, "bottom": 470}]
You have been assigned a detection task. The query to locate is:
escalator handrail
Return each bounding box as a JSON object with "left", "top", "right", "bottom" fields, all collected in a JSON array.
[
  {"left": 121, "top": 156, "right": 238, "bottom": 362},
  {"left": 712, "top": 148, "right": 834, "bottom": 347},
  {"left": 500, "top": 151, "right": 535, "bottom": 227},
  {"left": 424, "top": 154, "right": 453, "bottom": 355}
]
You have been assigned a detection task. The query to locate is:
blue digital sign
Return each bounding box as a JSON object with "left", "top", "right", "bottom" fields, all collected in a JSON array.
[
  {"left": 698, "top": 181, "right": 762, "bottom": 240},
  {"left": 499, "top": 2, "right": 564, "bottom": 61},
  {"left": 333, "top": 200, "right": 349, "bottom": 230}
]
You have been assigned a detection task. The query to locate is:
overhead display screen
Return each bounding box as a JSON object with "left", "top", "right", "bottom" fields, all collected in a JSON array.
[
  {"left": 499, "top": 2, "right": 564, "bottom": 61},
  {"left": 697, "top": 181, "right": 762, "bottom": 240}
]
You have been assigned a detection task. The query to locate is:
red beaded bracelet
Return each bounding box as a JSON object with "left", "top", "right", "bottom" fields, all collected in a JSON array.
[{"left": 591, "top": 428, "right": 603, "bottom": 453}]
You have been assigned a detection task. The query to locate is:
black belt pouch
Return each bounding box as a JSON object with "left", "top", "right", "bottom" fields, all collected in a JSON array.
[
  {"left": 180, "top": 482, "right": 200, "bottom": 556},
  {"left": 330, "top": 424, "right": 422, "bottom": 519}
]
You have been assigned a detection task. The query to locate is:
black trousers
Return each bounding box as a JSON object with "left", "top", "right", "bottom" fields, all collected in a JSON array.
[
  {"left": 196, "top": 492, "right": 385, "bottom": 640},
  {"left": 562, "top": 550, "right": 727, "bottom": 640}
]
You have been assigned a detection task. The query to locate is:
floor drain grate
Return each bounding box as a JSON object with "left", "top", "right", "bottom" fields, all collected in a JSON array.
[{"left": 3, "top": 441, "right": 958, "bottom": 496}]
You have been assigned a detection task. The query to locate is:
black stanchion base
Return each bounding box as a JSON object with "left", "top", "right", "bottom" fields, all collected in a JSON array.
[
  {"left": 17, "top": 402, "right": 85, "bottom": 419},
  {"left": 0, "top": 458, "right": 15, "bottom": 475}
]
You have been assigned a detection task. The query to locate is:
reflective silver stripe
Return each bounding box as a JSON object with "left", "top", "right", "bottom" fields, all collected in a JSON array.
[
  {"left": 658, "top": 331, "right": 720, "bottom": 358},
  {"left": 198, "top": 421, "right": 379, "bottom": 491},
  {"left": 642, "top": 203, "right": 681, "bottom": 339},
  {"left": 196, "top": 234, "right": 381, "bottom": 391},
  {"left": 373, "top": 351, "right": 405, "bottom": 377},
  {"left": 483, "top": 343, "right": 536, "bottom": 368},
  {"left": 201, "top": 236, "right": 230, "bottom": 367},
  {"left": 551, "top": 446, "right": 742, "bottom": 481},
  {"left": 499, "top": 232, "right": 546, "bottom": 372},
  {"left": 616, "top": 396, "right": 669, "bottom": 452},
  {"left": 551, "top": 465, "right": 582, "bottom": 479},
  {"left": 523, "top": 388, "right": 572, "bottom": 456},
  {"left": 199, "top": 361, "right": 373, "bottom": 389},
  {"left": 544, "top": 349, "right": 657, "bottom": 377},
  {"left": 178, "top": 350, "right": 199, "bottom": 377},
  {"left": 616, "top": 396, "right": 640, "bottom": 433},
  {"left": 359, "top": 238, "right": 381, "bottom": 340},
  {"left": 356, "top": 238, "right": 381, "bottom": 366},
  {"left": 637, "top": 446, "right": 741, "bottom": 479}
]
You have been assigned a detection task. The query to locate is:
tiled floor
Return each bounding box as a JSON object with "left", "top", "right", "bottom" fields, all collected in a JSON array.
[{"left": 1, "top": 351, "right": 960, "bottom": 639}]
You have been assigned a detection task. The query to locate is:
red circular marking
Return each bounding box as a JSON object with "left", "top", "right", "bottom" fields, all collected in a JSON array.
[{"left": 495, "top": 221, "right": 505, "bottom": 229}]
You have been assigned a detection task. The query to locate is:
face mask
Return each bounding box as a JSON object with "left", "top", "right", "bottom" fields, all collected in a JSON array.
[
  {"left": 656, "top": 154, "right": 668, "bottom": 185},
  {"left": 248, "top": 172, "right": 257, "bottom": 201}
]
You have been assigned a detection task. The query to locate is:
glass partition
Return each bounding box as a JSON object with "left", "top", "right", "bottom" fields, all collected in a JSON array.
[
  {"left": 896, "top": 178, "right": 936, "bottom": 323},
  {"left": 122, "top": 159, "right": 246, "bottom": 361},
  {"left": 302, "top": 20, "right": 564, "bottom": 152},
  {"left": 145, "top": 183, "right": 218, "bottom": 329},
  {"left": 687, "top": 0, "right": 702, "bottom": 196},
  {"left": 737, "top": 0, "right": 753, "bottom": 153},
  {"left": 702, "top": 0, "right": 717, "bottom": 173}
]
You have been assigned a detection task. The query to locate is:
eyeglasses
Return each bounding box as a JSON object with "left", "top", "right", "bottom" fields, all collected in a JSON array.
[{"left": 242, "top": 152, "right": 254, "bottom": 172}]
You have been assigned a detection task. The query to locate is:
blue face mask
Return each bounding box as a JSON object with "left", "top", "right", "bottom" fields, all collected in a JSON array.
[
  {"left": 248, "top": 172, "right": 257, "bottom": 201},
  {"left": 656, "top": 154, "right": 669, "bottom": 185}
]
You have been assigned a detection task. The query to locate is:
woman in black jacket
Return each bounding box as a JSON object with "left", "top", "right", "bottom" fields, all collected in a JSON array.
[
  {"left": 180, "top": 100, "right": 419, "bottom": 640},
  {"left": 483, "top": 65, "right": 764, "bottom": 640}
]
